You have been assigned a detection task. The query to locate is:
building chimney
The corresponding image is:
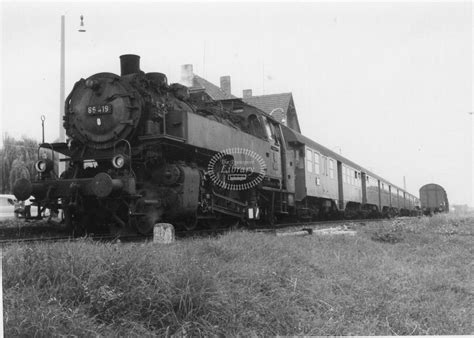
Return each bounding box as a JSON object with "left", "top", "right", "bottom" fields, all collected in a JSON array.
[
  {"left": 220, "top": 76, "right": 231, "bottom": 95},
  {"left": 180, "top": 64, "right": 194, "bottom": 87},
  {"left": 243, "top": 89, "right": 252, "bottom": 99}
]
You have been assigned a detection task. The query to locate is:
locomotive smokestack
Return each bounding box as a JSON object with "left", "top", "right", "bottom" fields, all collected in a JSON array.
[{"left": 120, "top": 54, "right": 141, "bottom": 76}]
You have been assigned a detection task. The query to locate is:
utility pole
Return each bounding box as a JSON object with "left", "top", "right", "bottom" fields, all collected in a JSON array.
[
  {"left": 59, "top": 15, "right": 65, "bottom": 143},
  {"left": 58, "top": 15, "right": 86, "bottom": 175}
]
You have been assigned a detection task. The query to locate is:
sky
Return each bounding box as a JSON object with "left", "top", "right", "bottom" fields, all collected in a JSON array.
[{"left": 1, "top": 1, "right": 473, "bottom": 206}]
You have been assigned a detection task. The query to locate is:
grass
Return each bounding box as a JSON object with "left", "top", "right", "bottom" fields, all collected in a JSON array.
[{"left": 2, "top": 213, "right": 473, "bottom": 336}]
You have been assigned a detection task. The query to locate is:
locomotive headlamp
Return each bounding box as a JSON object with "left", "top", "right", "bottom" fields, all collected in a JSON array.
[
  {"left": 35, "top": 161, "right": 47, "bottom": 173},
  {"left": 34, "top": 159, "right": 53, "bottom": 173},
  {"left": 112, "top": 155, "right": 126, "bottom": 169}
]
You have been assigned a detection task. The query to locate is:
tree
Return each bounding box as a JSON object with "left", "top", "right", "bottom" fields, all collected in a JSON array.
[{"left": 0, "top": 134, "right": 39, "bottom": 193}]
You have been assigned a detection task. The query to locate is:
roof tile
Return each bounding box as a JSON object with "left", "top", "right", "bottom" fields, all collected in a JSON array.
[{"left": 242, "top": 93, "right": 292, "bottom": 115}]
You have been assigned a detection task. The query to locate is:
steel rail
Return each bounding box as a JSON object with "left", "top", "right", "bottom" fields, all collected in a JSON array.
[{"left": 0, "top": 217, "right": 404, "bottom": 245}]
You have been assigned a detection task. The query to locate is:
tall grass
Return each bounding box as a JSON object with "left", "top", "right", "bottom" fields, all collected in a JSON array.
[{"left": 3, "top": 214, "right": 473, "bottom": 336}]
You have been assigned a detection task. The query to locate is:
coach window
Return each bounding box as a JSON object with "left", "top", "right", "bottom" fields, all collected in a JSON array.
[
  {"left": 314, "top": 153, "right": 320, "bottom": 174},
  {"left": 306, "top": 149, "right": 313, "bottom": 172},
  {"left": 329, "top": 159, "right": 334, "bottom": 179},
  {"left": 322, "top": 156, "right": 328, "bottom": 176}
]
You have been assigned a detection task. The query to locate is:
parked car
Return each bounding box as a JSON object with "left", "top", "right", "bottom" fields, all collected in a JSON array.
[{"left": 0, "top": 194, "right": 20, "bottom": 220}]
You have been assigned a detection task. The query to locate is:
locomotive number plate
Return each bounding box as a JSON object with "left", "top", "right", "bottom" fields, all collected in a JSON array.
[{"left": 87, "top": 104, "right": 113, "bottom": 115}]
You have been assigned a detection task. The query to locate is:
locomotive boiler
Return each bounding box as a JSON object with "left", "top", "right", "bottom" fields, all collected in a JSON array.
[{"left": 13, "top": 55, "right": 284, "bottom": 234}]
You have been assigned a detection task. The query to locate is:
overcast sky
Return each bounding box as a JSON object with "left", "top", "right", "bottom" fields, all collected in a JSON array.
[{"left": 1, "top": 1, "right": 472, "bottom": 206}]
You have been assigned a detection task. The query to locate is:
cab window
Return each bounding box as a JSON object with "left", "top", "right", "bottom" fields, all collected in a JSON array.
[
  {"left": 248, "top": 115, "right": 264, "bottom": 137},
  {"left": 262, "top": 116, "right": 279, "bottom": 145}
]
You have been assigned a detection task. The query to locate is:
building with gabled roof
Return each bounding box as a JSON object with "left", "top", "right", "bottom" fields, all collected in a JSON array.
[{"left": 241, "top": 92, "right": 301, "bottom": 133}]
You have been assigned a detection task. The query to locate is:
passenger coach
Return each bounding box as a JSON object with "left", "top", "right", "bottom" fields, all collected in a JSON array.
[{"left": 280, "top": 125, "right": 420, "bottom": 219}]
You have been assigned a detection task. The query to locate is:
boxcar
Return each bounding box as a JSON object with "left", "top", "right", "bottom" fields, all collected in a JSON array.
[{"left": 419, "top": 183, "right": 449, "bottom": 215}]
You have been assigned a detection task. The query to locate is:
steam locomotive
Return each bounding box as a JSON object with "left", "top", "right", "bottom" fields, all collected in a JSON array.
[{"left": 13, "top": 55, "right": 420, "bottom": 234}]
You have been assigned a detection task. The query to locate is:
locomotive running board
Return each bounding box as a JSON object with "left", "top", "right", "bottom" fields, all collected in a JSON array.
[
  {"left": 138, "top": 134, "right": 185, "bottom": 142},
  {"left": 39, "top": 142, "right": 72, "bottom": 157}
]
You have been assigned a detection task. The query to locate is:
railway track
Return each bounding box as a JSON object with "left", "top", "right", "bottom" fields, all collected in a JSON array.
[
  {"left": 0, "top": 233, "right": 150, "bottom": 246},
  {"left": 0, "top": 217, "right": 391, "bottom": 246}
]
